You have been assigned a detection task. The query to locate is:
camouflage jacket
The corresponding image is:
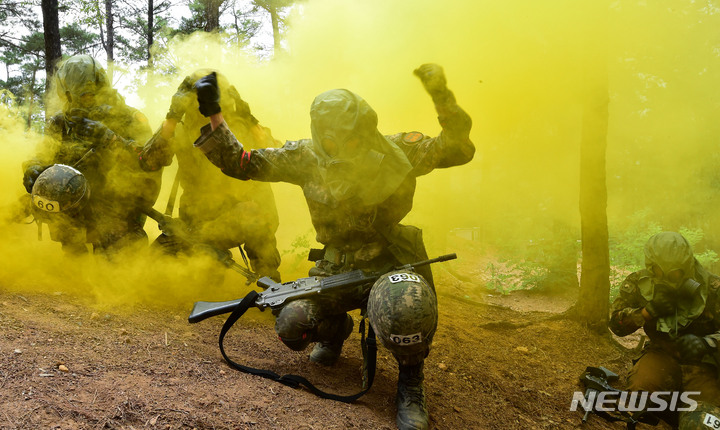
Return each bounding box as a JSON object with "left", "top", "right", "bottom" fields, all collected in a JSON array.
[
  {"left": 139, "top": 115, "right": 280, "bottom": 231},
  {"left": 610, "top": 268, "right": 720, "bottom": 365},
  {"left": 194, "top": 96, "right": 474, "bottom": 269},
  {"left": 25, "top": 103, "right": 160, "bottom": 214}
]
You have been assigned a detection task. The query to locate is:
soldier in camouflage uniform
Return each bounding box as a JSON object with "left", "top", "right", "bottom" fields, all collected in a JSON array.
[
  {"left": 191, "top": 64, "right": 474, "bottom": 430},
  {"left": 22, "top": 55, "right": 161, "bottom": 255},
  {"left": 137, "top": 70, "right": 281, "bottom": 281},
  {"left": 610, "top": 231, "right": 720, "bottom": 429}
]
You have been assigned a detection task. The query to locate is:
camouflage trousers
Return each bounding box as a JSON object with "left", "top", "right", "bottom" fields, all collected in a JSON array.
[
  {"left": 274, "top": 261, "right": 437, "bottom": 366},
  {"left": 41, "top": 206, "right": 147, "bottom": 255},
  {"left": 627, "top": 346, "right": 720, "bottom": 429}
]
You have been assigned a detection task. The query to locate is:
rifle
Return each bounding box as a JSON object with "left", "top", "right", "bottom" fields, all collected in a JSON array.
[
  {"left": 144, "top": 207, "right": 258, "bottom": 284},
  {"left": 578, "top": 366, "right": 659, "bottom": 429},
  {"left": 188, "top": 253, "right": 456, "bottom": 323},
  {"left": 187, "top": 252, "right": 456, "bottom": 403}
]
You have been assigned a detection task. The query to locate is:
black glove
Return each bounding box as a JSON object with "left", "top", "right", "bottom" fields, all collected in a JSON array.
[
  {"left": 644, "top": 287, "right": 676, "bottom": 319},
  {"left": 70, "top": 117, "right": 116, "bottom": 148},
  {"left": 195, "top": 72, "right": 221, "bottom": 117},
  {"left": 23, "top": 164, "right": 47, "bottom": 193},
  {"left": 675, "top": 334, "right": 709, "bottom": 362},
  {"left": 414, "top": 63, "right": 448, "bottom": 99},
  {"left": 166, "top": 76, "right": 195, "bottom": 121}
]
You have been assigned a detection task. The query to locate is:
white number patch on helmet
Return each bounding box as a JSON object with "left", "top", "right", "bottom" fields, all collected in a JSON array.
[
  {"left": 390, "top": 333, "right": 422, "bottom": 346},
  {"left": 704, "top": 413, "right": 720, "bottom": 429},
  {"left": 388, "top": 273, "right": 422, "bottom": 284},
  {"left": 33, "top": 195, "right": 61, "bottom": 213}
]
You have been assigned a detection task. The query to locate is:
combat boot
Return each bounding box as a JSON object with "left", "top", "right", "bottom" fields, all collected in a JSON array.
[
  {"left": 396, "top": 362, "right": 429, "bottom": 430},
  {"left": 309, "top": 314, "right": 353, "bottom": 366}
]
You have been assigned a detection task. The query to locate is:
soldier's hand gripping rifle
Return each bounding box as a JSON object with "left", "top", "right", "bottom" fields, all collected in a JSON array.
[
  {"left": 143, "top": 207, "right": 258, "bottom": 284},
  {"left": 188, "top": 253, "right": 456, "bottom": 323}
]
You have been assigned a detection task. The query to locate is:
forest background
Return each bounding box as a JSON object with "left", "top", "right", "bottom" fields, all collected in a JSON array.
[{"left": 1, "top": 0, "right": 720, "bottom": 325}]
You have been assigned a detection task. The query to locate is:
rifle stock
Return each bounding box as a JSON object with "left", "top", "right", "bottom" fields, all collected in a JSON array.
[
  {"left": 189, "top": 298, "right": 245, "bottom": 323},
  {"left": 578, "top": 366, "right": 660, "bottom": 428}
]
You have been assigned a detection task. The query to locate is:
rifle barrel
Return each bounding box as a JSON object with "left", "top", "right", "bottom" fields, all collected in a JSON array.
[
  {"left": 144, "top": 207, "right": 166, "bottom": 224},
  {"left": 399, "top": 253, "right": 457, "bottom": 269}
]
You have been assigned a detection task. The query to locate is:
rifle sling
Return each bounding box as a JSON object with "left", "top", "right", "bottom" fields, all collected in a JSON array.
[{"left": 218, "top": 290, "right": 377, "bottom": 403}]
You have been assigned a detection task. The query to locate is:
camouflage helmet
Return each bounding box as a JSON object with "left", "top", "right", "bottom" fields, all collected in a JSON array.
[
  {"left": 644, "top": 231, "right": 695, "bottom": 282},
  {"left": 55, "top": 55, "right": 108, "bottom": 103},
  {"left": 367, "top": 271, "right": 438, "bottom": 366},
  {"left": 31, "top": 164, "right": 89, "bottom": 214},
  {"left": 677, "top": 401, "right": 720, "bottom": 430}
]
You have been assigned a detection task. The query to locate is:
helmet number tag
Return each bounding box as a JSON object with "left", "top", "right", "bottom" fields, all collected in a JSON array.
[
  {"left": 390, "top": 333, "right": 422, "bottom": 346},
  {"left": 705, "top": 413, "right": 720, "bottom": 429},
  {"left": 388, "top": 273, "right": 422, "bottom": 284},
  {"left": 33, "top": 195, "right": 61, "bottom": 213}
]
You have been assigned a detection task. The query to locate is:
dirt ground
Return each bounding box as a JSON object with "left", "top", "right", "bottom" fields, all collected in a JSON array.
[{"left": 0, "top": 242, "right": 664, "bottom": 430}]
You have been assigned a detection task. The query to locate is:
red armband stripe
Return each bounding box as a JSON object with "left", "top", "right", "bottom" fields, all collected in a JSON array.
[{"left": 240, "top": 151, "right": 251, "bottom": 169}]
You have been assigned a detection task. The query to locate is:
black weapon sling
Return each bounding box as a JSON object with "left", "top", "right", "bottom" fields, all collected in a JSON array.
[{"left": 217, "top": 290, "right": 378, "bottom": 403}]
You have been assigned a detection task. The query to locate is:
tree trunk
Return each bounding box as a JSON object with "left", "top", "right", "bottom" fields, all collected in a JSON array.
[
  {"left": 26, "top": 68, "right": 37, "bottom": 129},
  {"left": 204, "top": 0, "right": 224, "bottom": 32},
  {"left": 576, "top": 56, "right": 610, "bottom": 333},
  {"left": 268, "top": 5, "right": 280, "bottom": 55},
  {"left": 105, "top": 0, "right": 114, "bottom": 82},
  {"left": 232, "top": 2, "right": 241, "bottom": 47},
  {"left": 40, "top": 0, "right": 62, "bottom": 89},
  {"left": 148, "top": 0, "right": 154, "bottom": 67}
]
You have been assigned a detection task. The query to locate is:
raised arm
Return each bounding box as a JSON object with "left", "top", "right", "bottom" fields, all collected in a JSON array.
[
  {"left": 138, "top": 76, "right": 196, "bottom": 172},
  {"left": 401, "top": 64, "right": 475, "bottom": 176},
  {"left": 192, "top": 72, "right": 310, "bottom": 185}
]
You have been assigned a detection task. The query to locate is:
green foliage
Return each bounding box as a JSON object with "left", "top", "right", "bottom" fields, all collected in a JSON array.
[
  {"left": 281, "top": 229, "right": 313, "bottom": 272},
  {"left": 485, "top": 260, "right": 550, "bottom": 295},
  {"left": 61, "top": 23, "right": 99, "bottom": 56},
  {"left": 608, "top": 209, "right": 662, "bottom": 270},
  {"left": 0, "top": 11, "right": 46, "bottom": 130},
  {"left": 481, "top": 209, "right": 720, "bottom": 303},
  {"left": 606, "top": 211, "right": 720, "bottom": 302},
  {"left": 678, "top": 226, "right": 720, "bottom": 268},
  {"left": 177, "top": 0, "right": 205, "bottom": 33}
]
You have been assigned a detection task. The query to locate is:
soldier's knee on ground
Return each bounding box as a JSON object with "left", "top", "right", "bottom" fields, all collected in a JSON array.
[
  {"left": 275, "top": 300, "right": 319, "bottom": 351},
  {"left": 62, "top": 241, "right": 89, "bottom": 255},
  {"left": 151, "top": 233, "right": 189, "bottom": 256},
  {"left": 314, "top": 313, "right": 353, "bottom": 343},
  {"left": 682, "top": 363, "right": 720, "bottom": 404},
  {"left": 367, "top": 271, "right": 438, "bottom": 366},
  {"left": 678, "top": 401, "right": 720, "bottom": 430},
  {"left": 96, "top": 226, "right": 148, "bottom": 255},
  {"left": 626, "top": 348, "right": 683, "bottom": 393}
]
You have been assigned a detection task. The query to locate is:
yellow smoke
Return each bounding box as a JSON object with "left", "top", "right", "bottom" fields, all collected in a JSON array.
[{"left": 1, "top": 0, "right": 719, "bottom": 308}]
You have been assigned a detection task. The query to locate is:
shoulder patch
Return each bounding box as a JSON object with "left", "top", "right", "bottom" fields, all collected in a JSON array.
[
  {"left": 283, "top": 140, "right": 301, "bottom": 151},
  {"left": 620, "top": 280, "right": 635, "bottom": 293},
  {"left": 402, "top": 131, "right": 424, "bottom": 144},
  {"left": 708, "top": 275, "right": 720, "bottom": 292}
]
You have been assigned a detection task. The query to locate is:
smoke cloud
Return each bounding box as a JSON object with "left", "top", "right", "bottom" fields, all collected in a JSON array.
[{"left": 2, "top": 0, "right": 719, "bottom": 308}]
